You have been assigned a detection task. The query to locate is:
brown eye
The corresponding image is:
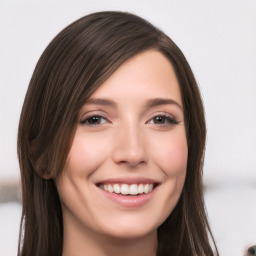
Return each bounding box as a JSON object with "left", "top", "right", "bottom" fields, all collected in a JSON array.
[
  {"left": 153, "top": 116, "right": 166, "bottom": 124},
  {"left": 149, "top": 115, "right": 178, "bottom": 125},
  {"left": 81, "top": 116, "right": 107, "bottom": 125}
]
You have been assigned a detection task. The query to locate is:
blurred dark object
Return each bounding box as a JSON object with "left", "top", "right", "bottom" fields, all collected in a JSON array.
[
  {"left": 247, "top": 245, "right": 256, "bottom": 256},
  {"left": 0, "top": 179, "right": 21, "bottom": 203}
]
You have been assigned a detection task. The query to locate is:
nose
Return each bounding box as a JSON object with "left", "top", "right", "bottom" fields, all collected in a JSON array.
[{"left": 111, "top": 121, "right": 147, "bottom": 167}]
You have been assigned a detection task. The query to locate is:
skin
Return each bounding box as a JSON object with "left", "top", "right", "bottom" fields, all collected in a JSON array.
[{"left": 56, "top": 50, "right": 188, "bottom": 256}]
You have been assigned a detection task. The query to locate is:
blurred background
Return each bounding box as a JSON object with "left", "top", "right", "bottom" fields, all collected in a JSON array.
[{"left": 0, "top": 0, "right": 255, "bottom": 255}]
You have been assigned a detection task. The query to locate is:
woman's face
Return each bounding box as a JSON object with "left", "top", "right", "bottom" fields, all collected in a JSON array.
[{"left": 56, "top": 50, "right": 187, "bottom": 241}]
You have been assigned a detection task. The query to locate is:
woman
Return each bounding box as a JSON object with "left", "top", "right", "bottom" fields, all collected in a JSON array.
[{"left": 17, "top": 11, "right": 218, "bottom": 256}]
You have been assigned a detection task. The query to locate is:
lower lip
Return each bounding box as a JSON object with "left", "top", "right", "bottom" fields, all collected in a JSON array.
[{"left": 97, "top": 186, "right": 158, "bottom": 208}]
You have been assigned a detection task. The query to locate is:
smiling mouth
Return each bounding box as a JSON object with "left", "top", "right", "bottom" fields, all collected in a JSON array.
[{"left": 97, "top": 183, "right": 158, "bottom": 196}]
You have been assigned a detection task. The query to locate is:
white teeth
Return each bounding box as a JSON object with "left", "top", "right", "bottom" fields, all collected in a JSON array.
[
  {"left": 121, "top": 184, "right": 129, "bottom": 195},
  {"left": 100, "top": 183, "right": 154, "bottom": 195},
  {"left": 129, "top": 184, "right": 138, "bottom": 195},
  {"left": 108, "top": 184, "right": 113, "bottom": 193},
  {"left": 113, "top": 184, "right": 121, "bottom": 194},
  {"left": 144, "top": 184, "right": 149, "bottom": 193},
  {"left": 138, "top": 184, "right": 144, "bottom": 194}
]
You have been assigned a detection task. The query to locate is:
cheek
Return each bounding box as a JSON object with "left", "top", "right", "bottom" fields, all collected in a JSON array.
[
  {"left": 145, "top": 130, "right": 187, "bottom": 226},
  {"left": 65, "top": 130, "right": 111, "bottom": 176},
  {"left": 149, "top": 130, "right": 188, "bottom": 177}
]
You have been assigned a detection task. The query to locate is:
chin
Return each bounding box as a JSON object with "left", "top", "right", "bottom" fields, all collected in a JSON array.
[
  {"left": 96, "top": 214, "right": 162, "bottom": 240},
  {"left": 103, "top": 226, "right": 157, "bottom": 240}
]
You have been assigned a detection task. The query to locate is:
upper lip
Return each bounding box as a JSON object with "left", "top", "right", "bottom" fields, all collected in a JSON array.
[{"left": 96, "top": 177, "right": 161, "bottom": 185}]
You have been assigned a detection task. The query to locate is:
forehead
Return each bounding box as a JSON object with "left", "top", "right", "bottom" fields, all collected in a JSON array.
[{"left": 89, "top": 49, "right": 182, "bottom": 106}]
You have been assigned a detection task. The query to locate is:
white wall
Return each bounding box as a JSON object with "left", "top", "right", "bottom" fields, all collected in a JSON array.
[{"left": 1, "top": 0, "right": 256, "bottom": 185}]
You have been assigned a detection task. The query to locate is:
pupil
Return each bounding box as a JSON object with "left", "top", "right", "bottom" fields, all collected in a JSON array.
[
  {"left": 154, "top": 116, "right": 165, "bottom": 124},
  {"left": 89, "top": 116, "right": 100, "bottom": 124}
]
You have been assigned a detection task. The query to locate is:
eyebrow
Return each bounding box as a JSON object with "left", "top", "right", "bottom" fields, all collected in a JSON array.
[
  {"left": 85, "top": 98, "right": 117, "bottom": 107},
  {"left": 144, "top": 98, "right": 183, "bottom": 110},
  {"left": 85, "top": 97, "right": 182, "bottom": 110}
]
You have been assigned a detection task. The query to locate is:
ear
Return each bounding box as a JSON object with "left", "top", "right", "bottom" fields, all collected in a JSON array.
[
  {"left": 29, "top": 147, "right": 54, "bottom": 180},
  {"left": 34, "top": 163, "right": 53, "bottom": 180},
  {"left": 41, "top": 172, "right": 53, "bottom": 180},
  {"left": 28, "top": 137, "right": 54, "bottom": 179}
]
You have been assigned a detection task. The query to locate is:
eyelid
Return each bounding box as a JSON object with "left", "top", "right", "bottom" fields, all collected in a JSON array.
[
  {"left": 146, "top": 112, "right": 179, "bottom": 125},
  {"left": 79, "top": 111, "right": 110, "bottom": 124},
  {"left": 80, "top": 110, "right": 107, "bottom": 119}
]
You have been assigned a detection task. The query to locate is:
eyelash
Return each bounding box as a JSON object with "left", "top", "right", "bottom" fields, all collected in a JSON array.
[
  {"left": 147, "top": 114, "right": 179, "bottom": 126},
  {"left": 80, "top": 113, "right": 179, "bottom": 127},
  {"left": 80, "top": 115, "right": 108, "bottom": 126}
]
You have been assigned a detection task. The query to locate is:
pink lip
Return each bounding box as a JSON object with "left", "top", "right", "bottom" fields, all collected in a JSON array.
[
  {"left": 99, "top": 189, "right": 157, "bottom": 208},
  {"left": 96, "top": 177, "right": 160, "bottom": 185},
  {"left": 95, "top": 177, "right": 160, "bottom": 208}
]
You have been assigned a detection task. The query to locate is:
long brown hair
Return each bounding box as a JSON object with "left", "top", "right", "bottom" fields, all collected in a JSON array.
[{"left": 18, "top": 11, "right": 218, "bottom": 256}]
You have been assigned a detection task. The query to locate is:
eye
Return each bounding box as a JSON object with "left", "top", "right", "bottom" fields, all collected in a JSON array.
[
  {"left": 80, "top": 115, "right": 108, "bottom": 126},
  {"left": 147, "top": 114, "right": 179, "bottom": 125}
]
